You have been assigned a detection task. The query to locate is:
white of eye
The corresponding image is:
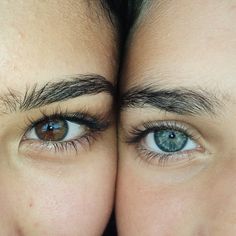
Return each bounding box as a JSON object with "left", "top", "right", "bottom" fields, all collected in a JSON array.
[
  {"left": 144, "top": 132, "right": 198, "bottom": 154},
  {"left": 25, "top": 121, "right": 87, "bottom": 141}
]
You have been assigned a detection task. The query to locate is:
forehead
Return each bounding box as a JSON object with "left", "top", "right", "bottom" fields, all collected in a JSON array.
[
  {"left": 0, "top": 0, "right": 116, "bottom": 90},
  {"left": 124, "top": 0, "right": 236, "bottom": 91}
]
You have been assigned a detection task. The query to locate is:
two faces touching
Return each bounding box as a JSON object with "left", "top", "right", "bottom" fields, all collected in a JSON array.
[{"left": 1, "top": 0, "right": 236, "bottom": 235}]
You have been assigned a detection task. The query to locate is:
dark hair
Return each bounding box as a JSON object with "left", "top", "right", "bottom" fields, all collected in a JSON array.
[
  {"left": 127, "top": 0, "right": 147, "bottom": 30},
  {"left": 103, "top": 0, "right": 146, "bottom": 36},
  {"left": 100, "top": 0, "right": 127, "bottom": 41},
  {"left": 99, "top": 0, "right": 147, "bottom": 44},
  {"left": 98, "top": 2, "right": 127, "bottom": 235}
]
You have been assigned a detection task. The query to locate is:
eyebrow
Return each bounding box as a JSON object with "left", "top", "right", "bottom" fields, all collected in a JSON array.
[
  {"left": 0, "top": 74, "right": 114, "bottom": 113},
  {"left": 120, "top": 85, "right": 222, "bottom": 115}
]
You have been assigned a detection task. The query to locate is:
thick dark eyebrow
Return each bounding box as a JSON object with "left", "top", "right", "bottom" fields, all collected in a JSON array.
[
  {"left": 120, "top": 85, "right": 222, "bottom": 115},
  {"left": 0, "top": 74, "right": 114, "bottom": 113}
]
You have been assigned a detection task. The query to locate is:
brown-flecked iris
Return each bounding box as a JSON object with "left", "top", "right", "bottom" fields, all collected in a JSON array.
[{"left": 35, "top": 118, "right": 68, "bottom": 141}]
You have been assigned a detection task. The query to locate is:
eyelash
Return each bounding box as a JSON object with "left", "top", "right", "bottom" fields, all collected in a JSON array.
[
  {"left": 125, "top": 121, "right": 201, "bottom": 166},
  {"left": 20, "top": 109, "right": 109, "bottom": 155}
]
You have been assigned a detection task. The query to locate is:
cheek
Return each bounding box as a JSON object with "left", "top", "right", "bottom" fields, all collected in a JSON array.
[
  {"left": 116, "top": 161, "right": 207, "bottom": 236},
  {"left": 25, "top": 178, "right": 111, "bottom": 235},
  {"left": 0, "top": 154, "right": 116, "bottom": 236}
]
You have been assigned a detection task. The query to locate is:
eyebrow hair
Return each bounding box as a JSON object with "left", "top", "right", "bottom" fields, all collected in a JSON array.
[
  {"left": 120, "top": 85, "right": 222, "bottom": 115},
  {"left": 0, "top": 74, "right": 114, "bottom": 113}
]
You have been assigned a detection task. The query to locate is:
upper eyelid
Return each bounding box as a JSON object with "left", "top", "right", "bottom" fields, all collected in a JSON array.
[
  {"left": 124, "top": 120, "right": 202, "bottom": 144},
  {"left": 25, "top": 107, "right": 111, "bottom": 126}
]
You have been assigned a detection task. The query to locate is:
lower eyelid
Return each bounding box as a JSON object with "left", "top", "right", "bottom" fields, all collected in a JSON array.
[
  {"left": 18, "top": 132, "right": 99, "bottom": 161},
  {"left": 125, "top": 129, "right": 206, "bottom": 167},
  {"left": 127, "top": 142, "right": 203, "bottom": 161},
  {"left": 136, "top": 144, "right": 206, "bottom": 168}
]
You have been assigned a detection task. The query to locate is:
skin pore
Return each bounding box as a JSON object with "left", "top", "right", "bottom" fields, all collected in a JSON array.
[
  {"left": 0, "top": 0, "right": 117, "bottom": 235},
  {"left": 117, "top": 0, "right": 236, "bottom": 235}
]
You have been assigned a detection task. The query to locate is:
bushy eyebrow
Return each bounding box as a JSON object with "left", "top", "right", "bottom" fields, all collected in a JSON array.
[
  {"left": 0, "top": 74, "right": 114, "bottom": 113},
  {"left": 120, "top": 84, "right": 222, "bottom": 116}
]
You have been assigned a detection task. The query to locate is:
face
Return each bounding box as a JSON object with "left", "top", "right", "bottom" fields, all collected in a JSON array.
[
  {"left": 0, "top": 1, "right": 117, "bottom": 235},
  {"left": 117, "top": 0, "right": 236, "bottom": 235}
]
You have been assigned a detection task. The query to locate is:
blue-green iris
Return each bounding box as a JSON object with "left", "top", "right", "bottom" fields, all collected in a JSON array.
[{"left": 154, "top": 129, "right": 188, "bottom": 152}]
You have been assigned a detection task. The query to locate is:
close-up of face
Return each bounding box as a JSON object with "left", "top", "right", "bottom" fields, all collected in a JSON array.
[
  {"left": 0, "top": 0, "right": 118, "bottom": 235},
  {"left": 117, "top": 0, "right": 236, "bottom": 235}
]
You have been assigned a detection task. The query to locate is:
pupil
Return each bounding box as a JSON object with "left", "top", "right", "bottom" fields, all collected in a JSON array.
[
  {"left": 154, "top": 129, "right": 188, "bottom": 152},
  {"left": 48, "top": 125, "right": 53, "bottom": 130},
  {"left": 169, "top": 132, "right": 176, "bottom": 139},
  {"left": 35, "top": 118, "right": 68, "bottom": 141}
]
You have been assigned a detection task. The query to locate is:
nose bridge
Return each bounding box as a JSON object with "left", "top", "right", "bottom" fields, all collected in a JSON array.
[{"left": 206, "top": 160, "right": 236, "bottom": 233}]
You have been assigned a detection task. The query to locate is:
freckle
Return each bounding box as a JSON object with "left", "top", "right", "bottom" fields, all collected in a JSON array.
[
  {"left": 28, "top": 199, "right": 34, "bottom": 208},
  {"left": 34, "top": 222, "right": 39, "bottom": 228},
  {"left": 231, "top": 5, "right": 236, "bottom": 10},
  {"left": 17, "top": 30, "right": 25, "bottom": 40},
  {"left": 11, "top": 64, "right": 19, "bottom": 72},
  {"left": 15, "top": 225, "right": 24, "bottom": 236}
]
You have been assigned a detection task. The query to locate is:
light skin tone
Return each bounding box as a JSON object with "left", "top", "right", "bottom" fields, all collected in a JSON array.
[
  {"left": 117, "top": 0, "right": 236, "bottom": 235},
  {"left": 0, "top": 0, "right": 117, "bottom": 235}
]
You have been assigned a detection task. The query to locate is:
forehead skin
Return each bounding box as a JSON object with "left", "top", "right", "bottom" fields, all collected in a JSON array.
[
  {"left": 123, "top": 0, "right": 236, "bottom": 93},
  {"left": 0, "top": 0, "right": 117, "bottom": 92}
]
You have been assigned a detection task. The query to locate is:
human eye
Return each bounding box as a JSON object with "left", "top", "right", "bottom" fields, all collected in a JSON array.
[
  {"left": 19, "top": 110, "right": 109, "bottom": 160},
  {"left": 125, "top": 121, "right": 205, "bottom": 167}
]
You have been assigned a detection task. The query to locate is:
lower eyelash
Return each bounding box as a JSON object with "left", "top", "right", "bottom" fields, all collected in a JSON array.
[
  {"left": 43, "top": 133, "right": 98, "bottom": 154},
  {"left": 20, "top": 130, "right": 100, "bottom": 157},
  {"left": 137, "top": 145, "right": 195, "bottom": 167}
]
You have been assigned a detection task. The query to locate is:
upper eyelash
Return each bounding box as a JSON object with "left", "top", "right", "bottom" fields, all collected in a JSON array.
[
  {"left": 125, "top": 120, "right": 199, "bottom": 144},
  {"left": 23, "top": 109, "right": 110, "bottom": 135}
]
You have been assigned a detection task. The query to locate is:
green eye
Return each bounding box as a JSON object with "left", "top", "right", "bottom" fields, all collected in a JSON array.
[{"left": 154, "top": 129, "right": 188, "bottom": 152}]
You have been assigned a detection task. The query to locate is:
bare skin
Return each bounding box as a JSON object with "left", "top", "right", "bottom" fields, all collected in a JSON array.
[
  {"left": 117, "top": 1, "right": 236, "bottom": 235},
  {"left": 0, "top": 1, "right": 117, "bottom": 235}
]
